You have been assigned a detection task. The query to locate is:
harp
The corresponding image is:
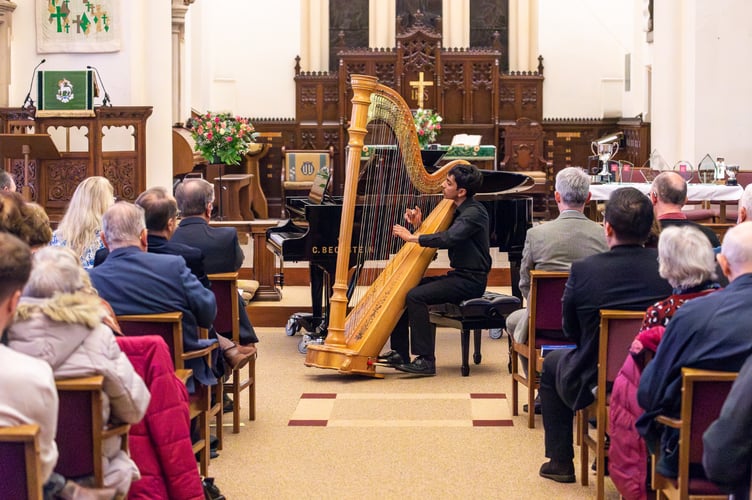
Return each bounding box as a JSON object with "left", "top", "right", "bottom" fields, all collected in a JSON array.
[{"left": 304, "top": 74, "right": 529, "bottom": 377}]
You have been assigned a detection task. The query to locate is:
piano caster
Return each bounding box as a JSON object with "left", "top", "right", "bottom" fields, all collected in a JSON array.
[
  {"left": 488, "top": 328, "right": 503, "bottom": 339},
  {"left": 285, "top": 317, "right": 300, "bottom": 337}
]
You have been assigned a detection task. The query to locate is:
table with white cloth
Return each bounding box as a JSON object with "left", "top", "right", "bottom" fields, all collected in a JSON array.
[{"left": 588, "top": 182, "right": 743, "bottom": 221}]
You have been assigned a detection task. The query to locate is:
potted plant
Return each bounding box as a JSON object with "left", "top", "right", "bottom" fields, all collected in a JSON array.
[{"left": 187, "top": 111, "right": 259, "bottom": 165}]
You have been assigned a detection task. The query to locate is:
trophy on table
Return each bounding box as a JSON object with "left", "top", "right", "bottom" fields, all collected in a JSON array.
[
  {"left": 591, "top": 139, "right": 619, "bottom": 183},
  {"left": 726, "top": 164, "right": 740, "bottom": 186}
]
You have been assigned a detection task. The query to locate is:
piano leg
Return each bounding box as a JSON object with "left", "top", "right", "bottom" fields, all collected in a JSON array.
[{"left": 508, "top": 252, "right": 523, "bottom": 301}]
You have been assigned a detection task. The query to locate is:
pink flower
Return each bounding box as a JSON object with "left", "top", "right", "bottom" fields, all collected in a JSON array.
[
  {"left": 207, "top": 132, "right": 213, "bottom": 140},
  {"left": 225, "top": 136, "right": 233, "bottom": 142}
]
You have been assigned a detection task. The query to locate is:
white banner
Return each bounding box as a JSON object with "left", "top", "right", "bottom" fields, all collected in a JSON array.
[{"left": 37, "top": 0, "right": 120, "bottom": 53}]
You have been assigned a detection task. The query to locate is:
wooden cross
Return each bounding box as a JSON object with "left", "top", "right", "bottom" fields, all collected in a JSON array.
[{"left": 409, "top": 72, "right": 433, "bottom": 109}]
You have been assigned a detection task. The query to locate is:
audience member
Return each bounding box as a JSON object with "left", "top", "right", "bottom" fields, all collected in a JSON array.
[
  {"left": 115, "top": 335, "right": 205, "bottom": 499},
  {"left": 650, "top": 171, "right": 721, "bottom": 247},
  {"left": 94, "top": 186, "right": 210, "bottom": 287},
  {"left": 89, "top": 202, "right": 253, "bottom": 390},
  {"left": 0, "top": 170, "right": 16, "bottom": 192},
  {"left": 637, "top": 221, "right": 752, "bottom": 480},
  {"left": 51, "top": 176, "right": 114, "bottom": 268},
  {"left": 538, "top": 187, "right": 672, "bottom": 483},
  {"left": 504, "top": 166, "right": 607, "bottom": 409},
  {"left": 736, "top": 182, "right": 752, "bottom": 223},
  {"left": 0, "top": 234, "right": 59, "bottom": 490},
  {"left": 703, "top": 352, "right": 752, "bottom": 499},
  {"left": 23, "top": 202, "right": 53, "bottom": 249},
  {"left": 609, "top": 225, "right": 720, "bottom": 499},
  {"left": 7, "top": 246, "right": 150, "bottom": 496},
  {"left": 173, "top": 178, "right": 258, "bottom": 344},
  {"left": 384, "top": 164, "right": 489, "bottom": 376}
]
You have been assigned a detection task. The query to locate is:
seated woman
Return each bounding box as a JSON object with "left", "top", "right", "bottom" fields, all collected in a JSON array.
[
  {"left": 7, "top": 246, "right": 150, "bottom": 497},
  {"left": 50, "top": 176, "right": 114, "bottom": 269},
  {"left": 608, "top": 225, "right": 721, "bottom": 500}
]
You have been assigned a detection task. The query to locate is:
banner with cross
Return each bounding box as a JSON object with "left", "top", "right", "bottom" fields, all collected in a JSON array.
[{"left": 36, "top": 0, "right": 120, "bottom": 53}]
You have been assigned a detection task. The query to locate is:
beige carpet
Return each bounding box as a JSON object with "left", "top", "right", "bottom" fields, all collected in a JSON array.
[{"left": 209, "top": 321, "right": 621, "bottom": 499}]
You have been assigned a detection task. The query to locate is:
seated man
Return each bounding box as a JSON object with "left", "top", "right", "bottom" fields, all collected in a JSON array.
[
  {"left": 0, "top": 170, "right": 16, "bottom": 192},
  {"left": 703, "top": 352, "right": 752, "bottom": 498},
  {"left": 94, "top": 186, "right": 210, "bottom": 288},
  {"left": 387, "top": 164, "right": 489, "bottom": 376},
  {"left": 650, "top": 171, "right": 721, "bottom": 247},
  {"left": 538, "top": 187, "right": 672, "bottom": 483},
  {"left": 505, "top": 167, "right": 607, "bottom": 396},
  {"left": 637, "top": 221, "right": 752, "bottom": 479},
  {"left": 0, "top": 233, "right": 59, "bottom": 493},
  {"left": 89, "top": 202, "right": 253, "bottom": 391},
  {"left": 736, "top": 182, "right": 752, "bottom": 223},
  {"left": 173, "top": 178, "right": 258, "bottom": 344}
]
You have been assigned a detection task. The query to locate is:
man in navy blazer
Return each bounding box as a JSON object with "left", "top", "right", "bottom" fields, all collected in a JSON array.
[
  {"left": 173, "top": 178, "right": 258, "bottom": 344},
  {"left": 538, "top": 187, "right": 672, "bottom": 483},
  {"left": 89, "top": 202, "right": 218, "bottom": 389}
]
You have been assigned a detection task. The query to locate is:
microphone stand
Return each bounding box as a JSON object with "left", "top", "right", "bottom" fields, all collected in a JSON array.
[
  {"left": 86, "top": 65, "right": 112, "bottom": 107},
  {"left": 23, "top": 59, "right": 46, "bottom": 109}
]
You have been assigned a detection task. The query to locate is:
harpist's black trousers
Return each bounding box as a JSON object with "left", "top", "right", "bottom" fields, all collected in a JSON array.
[{"left": 390, "top": 272, "right": 486, "bottom": 362}]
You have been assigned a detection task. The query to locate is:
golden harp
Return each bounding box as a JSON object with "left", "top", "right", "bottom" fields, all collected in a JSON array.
[{"left": 304, "top": 74, "right": 529, "bottom": 377}]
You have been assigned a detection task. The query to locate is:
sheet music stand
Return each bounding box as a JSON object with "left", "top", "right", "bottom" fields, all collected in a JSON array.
[{"left": 0, "top": 134, "right": 61, "bottom": 201}]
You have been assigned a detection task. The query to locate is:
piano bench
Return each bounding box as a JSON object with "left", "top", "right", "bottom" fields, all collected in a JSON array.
[{"left": 428, "top": 292, "right": 521, "bottom": 376}]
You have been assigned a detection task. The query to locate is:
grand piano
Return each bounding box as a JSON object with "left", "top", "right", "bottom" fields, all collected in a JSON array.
[{"left": 267, "top": 161, "right": 533, "bottom": 341}]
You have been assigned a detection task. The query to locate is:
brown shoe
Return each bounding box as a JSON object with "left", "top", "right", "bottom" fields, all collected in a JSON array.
[{"left": 235, "top": 343, "right": 257, "bottom": 357}]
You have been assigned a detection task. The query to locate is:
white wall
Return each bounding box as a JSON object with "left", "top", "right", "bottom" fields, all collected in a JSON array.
[
  {"left": 538, "top": 0, "right": 633, "bottom": 119},
  {"left": 8, "top": 1, "right": 174, "bottom": 189},
  {"left": 188, "top": 0, "right": 300, "bottom": 120}
]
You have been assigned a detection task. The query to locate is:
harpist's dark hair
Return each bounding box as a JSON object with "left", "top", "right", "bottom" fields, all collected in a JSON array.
[
  {"left": 604, "top": 187, "right": 653, "bottom": 243},
  {"left": 0, "top": 233, "right": 31, "bottom": 302},
  {"left": 448, "top": 164, "right": 483, "bottom": 198}
]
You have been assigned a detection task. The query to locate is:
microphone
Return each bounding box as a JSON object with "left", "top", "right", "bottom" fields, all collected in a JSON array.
[
  {"left": 86, "top": 65, "right": 112, "bottom": 106},
  {"left": 22, "top": 59, "right": 46, "bottom": 109}
]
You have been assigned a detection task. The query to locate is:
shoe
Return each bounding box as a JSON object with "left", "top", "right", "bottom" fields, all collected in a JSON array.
[
  {"left": 539, "top": 460, "right": 576, "bottom": 483},
  {"left": 58, "top": 481, "right": 117, "bottom": 500},
  {"left": 202, "top": 477, "right": 226, "bottom": 500},
  {"left": 592, "top": 456, "right": 609, "bottom": 476},
  {"left": 223, "top": 394, "right": 234, "bottom": 414},
  {"left": 377, "top": 350, "right": 405, "bottom": 367},
  {"left": 217, "top": 335, "right": 255, "bottom": 371},
  {"left": 523, "top": 395, "right": 542, "bottom": 414},
  {"left": 395, "top": 356, "right": 436, "bottom": 376}
]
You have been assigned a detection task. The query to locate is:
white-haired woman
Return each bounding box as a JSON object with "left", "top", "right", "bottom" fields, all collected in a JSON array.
[
  {"left": 50, "top": 176, "right": 114, "bottom": 268},
  {"left": 609, "top": 224, "right": 721, "bottom": 500},
  {"left": 7, "top": 246, "right": 149, "bottom": 497}
]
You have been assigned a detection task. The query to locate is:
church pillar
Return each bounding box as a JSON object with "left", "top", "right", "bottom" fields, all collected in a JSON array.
[
  {"left": 370, "top": 0, "right": 395, "bottom": 48},
  {"left": 442, "top": 0, "right": 469, "bottom": 48},
  {"left": 509, "top": 0, "right": 539, "bottom": 72},
  {"left": 300, "top": 0, "right": 329, "bottom": 72},
  {"left": 0, "top": 1, "right": 17, "bottom": 107},
  {"left": 650, "top": 0, "right": 688, "bottom": 164},
  {"left": 172, "top": 0, "right": 193, "bottom": 126}
]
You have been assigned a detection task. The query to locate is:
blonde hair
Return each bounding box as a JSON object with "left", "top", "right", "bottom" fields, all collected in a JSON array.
[{"left": 53, "top": 176, "right": 114, "bottom": 258}]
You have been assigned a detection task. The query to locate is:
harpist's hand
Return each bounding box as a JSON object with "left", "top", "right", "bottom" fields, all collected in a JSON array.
[
  {"left": 393, "top": 224, "right": 418, "bottom": 243},
  {"left": 404, "top": 206, "right": 422, "bottom": 227}
]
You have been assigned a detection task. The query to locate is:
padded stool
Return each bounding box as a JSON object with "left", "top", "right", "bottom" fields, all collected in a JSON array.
[{"left": 428, "top": 291, "right": 521, "bottom": 376}]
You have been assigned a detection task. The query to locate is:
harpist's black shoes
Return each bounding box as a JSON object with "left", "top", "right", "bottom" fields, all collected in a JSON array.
[
  {"left": 395, "top": 356, "right": 436, "bottom": 376},
  {"left": 377, "top": 350, "right": 406, "bottom": 368}
]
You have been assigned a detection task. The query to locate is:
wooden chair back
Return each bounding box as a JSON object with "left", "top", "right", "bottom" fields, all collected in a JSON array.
[
  {"left": 500, "top": 118, "right": 552, "bottom": 218},
  {"left": 54, "top": 375, "right": 130, "bottom": 487},
  {"left": 115, "top": 312, "right": 218, "bottom": 476},
  {"left": 208, "top": 272, "right": 256, "bottom": 433},
  {"left": 510, "top": 270, "right": 569, "bottom": 428},
  {"left": 280, "top": 146, "right": 334, "bottom": 215},
  {"left": 579, "top": 309, "right": 644, "bottom": 498},
  {"left": 0, "top": 424, "right": 43, "bottom": 500},
  {"left": 652, "top": 367, "right": 737, "bottom": 500}
]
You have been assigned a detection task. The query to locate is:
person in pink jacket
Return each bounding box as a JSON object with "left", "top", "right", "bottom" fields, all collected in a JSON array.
[
  {"left": 7, "top": 246, "right": 150, "bottom": 497},
  {"left": 608, "top": 225, "right": 720, "bottom": 499}
]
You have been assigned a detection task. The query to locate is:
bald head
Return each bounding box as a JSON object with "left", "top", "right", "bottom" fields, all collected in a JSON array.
[
  {"left": 718, "top": 221, "right": 752, "bottom": 281},
  {"left": 738, "top": 184, "right": 752, "bottom": 223},
  {"left": 651, "top": 172, "right": 687, "bottom": 211},
  {"left": 175, "top": 178, "right": 214, "bottom": 218}
]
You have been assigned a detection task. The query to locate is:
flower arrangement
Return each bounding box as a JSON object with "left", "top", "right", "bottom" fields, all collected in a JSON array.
[
  {"left": 187, "top": 112, "right": 259, "bottom": 165},
  {"left": 413, "top": 108, "right": 443, "bottom": 149}
]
